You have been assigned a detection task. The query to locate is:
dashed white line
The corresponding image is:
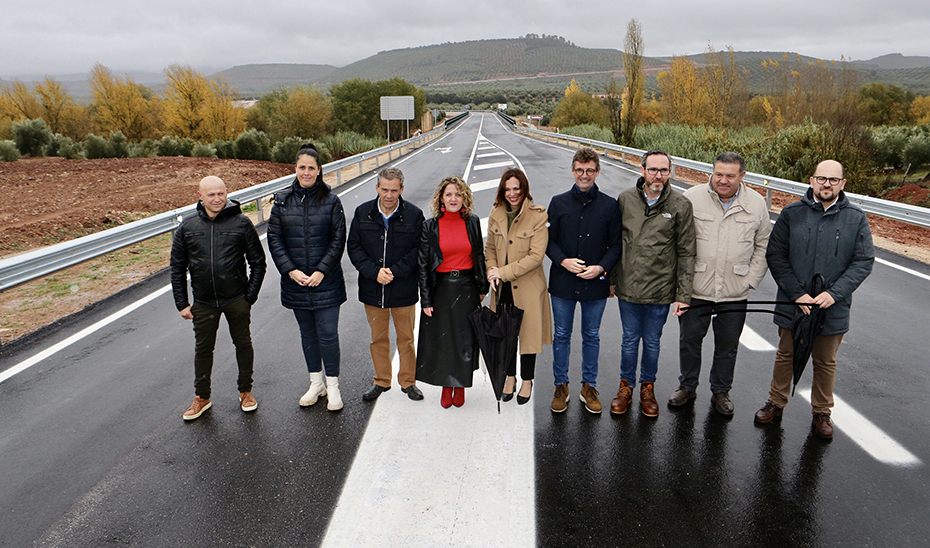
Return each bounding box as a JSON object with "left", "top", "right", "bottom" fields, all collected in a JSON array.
[
  {"left": 798, "top": 389, "right": 921, "bottom": 467},
  {"left": 477, "top": 151, "right": 507, "bottom": 158},
  {"left": 473, "top": 160, "right": 515, "bottom": 171},
  {"left": 738, "top": 325, "right": 777, "bottom": 351},
  {"left": 471, "top": 180, "right": 501, "bottom": 193}
]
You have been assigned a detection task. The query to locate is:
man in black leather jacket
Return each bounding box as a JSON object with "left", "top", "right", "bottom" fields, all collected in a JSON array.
[{"left": 170, "top": 176, "right": 266, "bottom": 420}]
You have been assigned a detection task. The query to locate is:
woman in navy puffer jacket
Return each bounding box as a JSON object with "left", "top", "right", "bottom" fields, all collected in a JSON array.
[{"left": 268, "top": 143, "right": 347, "bottom": 411}]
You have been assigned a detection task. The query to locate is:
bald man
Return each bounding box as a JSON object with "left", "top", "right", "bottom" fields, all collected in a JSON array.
[
  {"left": 754, "top": 160, "right": 874, "bottom": 438},
  {"left": 170, "top": 176, "right": 267, "bottom": 420}
]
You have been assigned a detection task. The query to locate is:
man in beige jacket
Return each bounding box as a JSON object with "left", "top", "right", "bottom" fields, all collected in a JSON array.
[{"left": 670, "top": 152, "right": 771, "bottom": 415}]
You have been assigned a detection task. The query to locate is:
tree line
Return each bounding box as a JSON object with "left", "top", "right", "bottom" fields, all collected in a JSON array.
[{"left": 0, "top": 65, "right": 427, "bottom": 164}]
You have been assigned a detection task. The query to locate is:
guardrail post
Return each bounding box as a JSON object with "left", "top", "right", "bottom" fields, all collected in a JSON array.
[
  {"left": 358, "top": 154, "right": 364, "bottom": 177},
  {"left": 255, "top": 198, "right": 264, "bottom": 224},
  {"left": 336, "top": 168, "right": 342, "bottom": 186},
  {"left": 670, "top": 164, "right": 677, "bottom": 178},
  {"left": 764, "top": 182, "right": 773, "bottom": 210}
]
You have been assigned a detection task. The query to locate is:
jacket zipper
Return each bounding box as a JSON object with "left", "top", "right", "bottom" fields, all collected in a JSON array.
[
  {"left": 209, "top": 221, "right": 218, "bottom": 307},
  {"left": 835, "top": 229, "right": 840, "bottom": 257},
  {"left": 381, "top": 221, "right": 388, "bottom": 307}
]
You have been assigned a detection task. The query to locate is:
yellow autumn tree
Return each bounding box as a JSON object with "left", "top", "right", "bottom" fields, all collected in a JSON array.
[
  {"left": 911, "top": 96, "right": 930, "bottom": 124},
  {"left": 89, "top": 63, "right": 159, "bottom": 140},
  {"left": 202, "top": 78, "right": 246, "bottom": 140},
  {"left": 657, "top": 55, "right": 710, "bottom": 125},
  {"left": 565, "top": 78, "right": 581, "bottom": 96},
  {"left": 162, "top": 64, "right": 211, "bottom": 139},
  {"left": 3, "top": 81, "right": 43, "bottom": 120},
  {"left": 701, "top": 44, "right": 748, "bottom": 127}
]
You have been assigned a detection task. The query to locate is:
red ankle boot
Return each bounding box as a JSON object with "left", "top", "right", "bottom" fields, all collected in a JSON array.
[
  {"left": 452, "top": 387, "right": 465, "bottom": 407},
  {"left": 441, "top": 386, "right": 453, "bottom": 408}
]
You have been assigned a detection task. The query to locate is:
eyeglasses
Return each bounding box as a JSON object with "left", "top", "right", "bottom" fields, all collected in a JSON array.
[
  {"left": 573, "top": 168, "right": 597, "bottom": 176},
  {"left": 813, "top": 176, "right": 843, "bottom": 186},
  {"left": 646, "top": 167, "right": 670, "bottom": 176}
]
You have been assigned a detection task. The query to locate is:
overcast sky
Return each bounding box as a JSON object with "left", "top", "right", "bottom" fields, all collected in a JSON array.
[{"left": 3, "top": 0, "right": 928, "bottom": 79}]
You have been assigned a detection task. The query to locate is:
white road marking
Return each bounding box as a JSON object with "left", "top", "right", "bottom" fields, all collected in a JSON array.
[
  {"left": 321, "top": 303, "right": 535, "bottom": 548},
  {"left": 876, "top": 257, "right": 930, "bottom": 282},
  {"left": 473, "top": 160, "right": 515, "bottom": 172},
  {"left": 435, "top": 147, "right": 452, "bottom": 154},
  {"left": 0, "top": 285, "right": 172, "bottom": 384},
  {"left": 477, "top": 151, "right": 507, "bottom": 158},
  {"left": 471, "top": 180, "right": 501, "bottom": 193},
  {"left": 797, "top": 388, "right": 921, "bottom": 467},
  {"left": 738, "top": 325, "right": 777, "bottom": 351}
]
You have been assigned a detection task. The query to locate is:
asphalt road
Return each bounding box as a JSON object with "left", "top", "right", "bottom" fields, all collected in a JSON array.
[{"left": 2, "top": 112, "right": 929, "bottom": 547}]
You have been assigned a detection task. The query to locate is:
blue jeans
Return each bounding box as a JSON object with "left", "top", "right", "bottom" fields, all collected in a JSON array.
[
  {"left": 551, "top": 295, "right": 607, "bottom": 386},
  {"left": 293, "top": 306, "right": 341, "bottom": 377},
  {"left": 618, "top": 300, "right": 670, "bottom": 388}
]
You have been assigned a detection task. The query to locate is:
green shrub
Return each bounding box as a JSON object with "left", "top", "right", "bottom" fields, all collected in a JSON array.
[
  {"left": 272, "top": 136, "right": 304, "bottom": 164},
  {"left": 109, "top": 131, "right": 129, "bottom": 158},
  {"left": 0, "top": 140, "right": 20, "bottom": 162},
  {"left": 12, "top": 118, "right": 53, "bottom": 157},
  {"left": 234, "top": 129, "right": 271, "bottom": 161},
  {"left": 191, "top": 142, "right": 217, "bottom": 158},
  {"left": 45, "top": 134, "right": 83, "bottom": 159},
  {"left": 157, "top": 135, "right": 195, "bottom": 157},
  {"left": 83, "top": 134, "right": 114, "bottom": 159},
  {"left": 212, "top": 139, "right": 236, "bottom": 159},
  {"left": 129, "top": 139, "right": 158, "bottom": 158},
  {"left": 559, "top": 124, "right": 616, "bottom": 144},
  {"left": 872, "top": 126, "right": 909, "bottom": 168},
  {"left": 903, "top": 133, "right": 930, "bottom": 168},
  {"left": 317, "top": 131, "right": 384, "bottom": 161}
]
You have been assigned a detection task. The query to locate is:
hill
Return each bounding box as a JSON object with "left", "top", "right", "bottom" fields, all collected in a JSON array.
[
  {"left": 209, "top": 63, "right": 337, "bottom": 97},
  {"left": 313, "top": 35, "right": 667, "bottom": 87}
]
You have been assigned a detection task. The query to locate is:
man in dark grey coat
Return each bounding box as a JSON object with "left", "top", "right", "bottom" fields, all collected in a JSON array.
[
  {"left": 754, "top": 160, "right": 874, "bottom": 439},
  {"left": 348, "top": 168, "right": 425, "bottom": 402}
]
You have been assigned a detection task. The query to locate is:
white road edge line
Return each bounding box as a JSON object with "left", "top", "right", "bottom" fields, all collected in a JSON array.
[
  {"left": 738, "top": 325, "right": 776, "bottom": 352},
  {"left": 0, "top": 124, "right": 467, "bottom": 384},
  {"left": 797, "top": 388, "right": 921, "bottom": 467}
]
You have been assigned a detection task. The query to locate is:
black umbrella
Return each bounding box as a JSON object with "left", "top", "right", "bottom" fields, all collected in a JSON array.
[
  {"left": 468, "top": 291, "right": 524, "bottom": 413},
  {"left": 790, "top": 274, "right": 827, "bottom": 396}
]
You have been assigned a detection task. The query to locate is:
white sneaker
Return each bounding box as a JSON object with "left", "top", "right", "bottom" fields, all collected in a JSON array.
[
  {"left": 326, "top": 376, "right": 343, "bottom": 411},
  {"left": 299, "top": 372, "right": 326, "bottom": 407}
]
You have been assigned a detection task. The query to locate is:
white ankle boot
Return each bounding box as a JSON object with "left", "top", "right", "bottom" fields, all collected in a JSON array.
[
  {"left": 326, "top": 376, "right": 343, "bottom": 411},
  {"left": 299, "top": 372, "right": 327, "bottom": 407}
]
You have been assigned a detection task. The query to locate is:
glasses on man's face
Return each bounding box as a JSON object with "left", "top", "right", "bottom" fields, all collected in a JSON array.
[
  {"left": 573, "top": 168, "right": 597, "bottom": 176},
  {"left": 813, "top": 175, "right": 843, "bottom": 186},
  {"left": 646, "top": 167, "right": 670, "bottom": 176}
]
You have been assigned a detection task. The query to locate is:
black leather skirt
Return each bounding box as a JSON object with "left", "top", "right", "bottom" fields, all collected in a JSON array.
[{"left": 416, "top": 272, "right": 480, "bottom": 388}]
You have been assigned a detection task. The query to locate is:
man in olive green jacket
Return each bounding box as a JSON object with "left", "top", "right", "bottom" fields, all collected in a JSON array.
[
  {"left": 670, "top": 152, "right": 771, "bottom": 416},
  {"left": 609, "top": 150, "right": 696, "bottom": 418}
]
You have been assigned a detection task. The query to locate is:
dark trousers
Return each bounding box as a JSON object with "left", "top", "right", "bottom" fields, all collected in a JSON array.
[
  {"left": 191, "top": 297, "right": 254, "bottom": 399},
  {"left": 293, "top": 306, "right": 341, "bottom": 377},
  {"left": 677, "top": 298, "right": 747, "bottom": 394},
  {"left": 499, "top": 282, "right": 536, "bottom": 380}
]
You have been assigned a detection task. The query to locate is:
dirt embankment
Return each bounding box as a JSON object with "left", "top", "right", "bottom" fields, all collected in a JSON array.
[{"left": 0, "top": 157, "right": 294, "bottom": 345}]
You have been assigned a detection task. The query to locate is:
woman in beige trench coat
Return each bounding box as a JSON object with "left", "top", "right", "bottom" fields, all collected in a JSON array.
[{"left": 485, "top": 168, "right": 552, "bottom": 405}]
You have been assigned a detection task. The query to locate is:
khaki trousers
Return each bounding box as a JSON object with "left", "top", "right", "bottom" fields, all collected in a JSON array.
[
  {"left": 365, "top": 304, "right": 417, "bottom": 389},
  {"left": 768, "top": 327, "right": 844, "bottom": 415}
]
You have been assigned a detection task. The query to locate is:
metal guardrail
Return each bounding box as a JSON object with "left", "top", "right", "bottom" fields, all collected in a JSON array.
[
  {"left": 513, "top": 125, "right": 930, "bottom": 229},
  {"left": 496, "top": 111, "right": 516, "bottom": 127},
  {"left": 0, "top": 126, "right": 447, "bottom": 292},
  {"left": 444, "top": 111, "right": 470, "bottom": 129}
]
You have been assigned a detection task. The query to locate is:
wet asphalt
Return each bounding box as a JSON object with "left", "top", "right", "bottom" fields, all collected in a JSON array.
[{"left": 1, "top": 113, "right": 929, "bottom": 547}]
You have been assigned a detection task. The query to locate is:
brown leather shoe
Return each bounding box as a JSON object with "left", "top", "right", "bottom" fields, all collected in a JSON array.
[
  {"left": 754, "top": 401, "right": 783, "bottom": 424},
  {"left": 579, "top": 383, "right": 602, "bottom": 414},
  {"left": 182, "top": 396, "right": 211, "bottom": 421},
  {"left": 640, "top": 382, "right": 659, "bottom": 418},
  {"left": 610, "top": 380, "right": 633, "bottom": 415},
  {"left": 812, "top": 413, "right": 834, "bottom": 439},
  {"left": 551, "top": 383, "right": 569, "bottom": 413},
  {"left": 239, "top": 391, "right": 258, "bottom": 412}
]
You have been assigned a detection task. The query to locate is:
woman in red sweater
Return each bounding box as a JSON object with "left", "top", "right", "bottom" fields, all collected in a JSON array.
[{"left": 416, "top": 176, "right": 489, "bottom": 408}]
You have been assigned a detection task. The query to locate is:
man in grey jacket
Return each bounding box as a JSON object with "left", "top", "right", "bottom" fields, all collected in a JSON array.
[
  {"left": 754, "top": 159, "right": 874, "bottom": 438},
  {"left": 670, "top": 152, "right": 771, "bottom": 415}
]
